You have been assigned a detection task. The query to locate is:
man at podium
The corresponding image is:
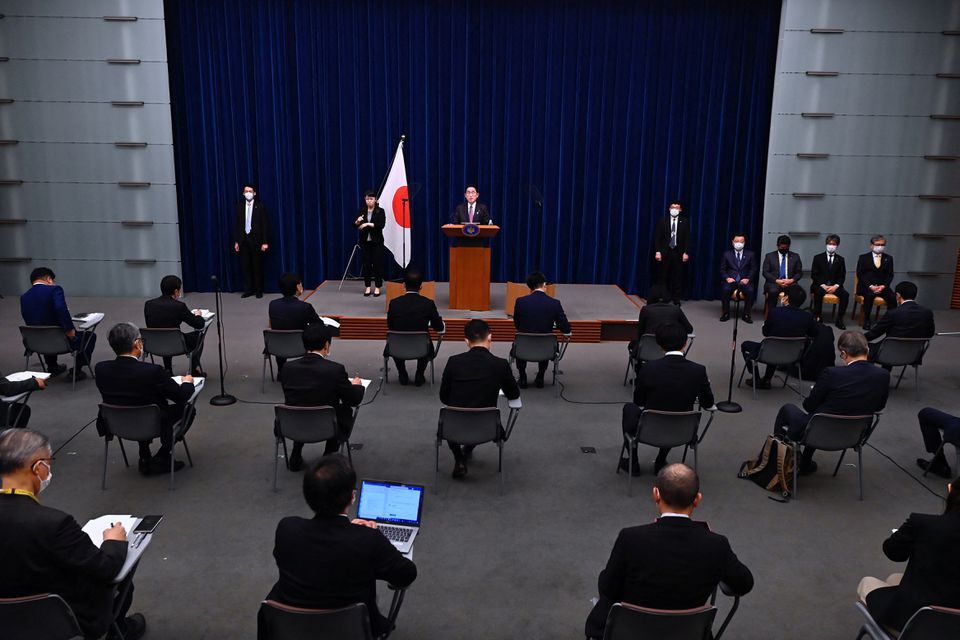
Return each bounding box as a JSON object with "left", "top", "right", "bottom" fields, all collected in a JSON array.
[{"left": 450, "top": 185, "right": 490, "bottom": 224}]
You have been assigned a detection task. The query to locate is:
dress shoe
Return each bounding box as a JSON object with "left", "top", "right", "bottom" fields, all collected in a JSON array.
[
  {"left": 241, "top": 292, "right": 254, "bottom": 298},
  {"left": 518, "top": 376, "right": 528, "bottom": 389},
  {"left": 138, "top": 458, "right": 151, "bottom": 475},
  {"left": 256, "top": 293, "right": 263, "bottom": 299},
  {"left": 67, "top": 368, "right": 87, "bottom": 381},
  {"left": 287, "top": 453, "right": 304, "bottom": 472},
  {"left": 452, "top": 462, "right": 467, "bottom": 478},
  {"left": 145, "top": 458, "right": 185, "bottom": 475},
  {"left": 47, "top": 363, "right": 68, "bottom": 377},
  {"left": 618, "top": 457, "right": 642, "bottom": 477},
  {"left": 755, "top": 378, "right": 772, "bottom": 390},
  {"left": 373, "top": 289, "right": 381, "bottom": 297},
  {"left": 397, "top": 368, "right": 410, "bottom": 385},
  {"left": 719, "top": 313, "right": 730, "bottom": 322},
  {"left": 835, "top": 320, "right": 846, "bottom": 330},
  {"left": 535, "top": 375, "right": 545, "bottom": 389},
  {"left": 742, "top": 314, "right": 753, "bottom": 324},
  {"left": 798, "top": 460, "right": 818, "bottom": 476},
  {"left": 463, "top": 445, "right": 475, "bottom": 460},
  {"left": 414, "top": 372, "right": 426, "bottom": 387},
  {"left": 363, "top": 289, "right": 372, "bottom": 297},
  {"left": 916, "top": 457, "right": 952, "bottom": 479},
  {"left": 108, "top": 613, "right": 146, "bottom": 640}
]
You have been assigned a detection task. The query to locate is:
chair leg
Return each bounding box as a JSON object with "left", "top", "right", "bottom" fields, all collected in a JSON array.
[
  {"left": 858, "top": 447, "right": 864, "bottom": 501},
  {"left": 692, "top": 444, "right": 698, "bottom": 473},
  {"left": 434, "top": 438, "right": 441, "bottom": 494},
  {"left": 344, "top": 439, "right": 354, "bottom": 466},
  {"left": 797, "top": 365, "right": 803, "bottom": 400},
  {"left": 752, "top": 366, "right": 758, "bottom": 401},
  {"left": 792, "top": 444, "right": 799, "bottom": 499},
  {"left": 914, "top": 366, "right": 920, "bottom": 401},
  {"left": 273, "top": 438, "right": 280, "bottom": 492},
  {"left": 268, "top": 356, "right": 275, "bottom": 382},
  {"left": 894, "top": 366, "right": 906, "bottom": 389},
  {"left": 499, "top": 442, "right": 504, "bottom": 496},
  {"left": 117, "top": 439, "right": 130, "bottom": 468},
  {"left": 736, "top": 362, "right": 747, "bottom": 388},
  {"left": 102, "top": 439, "right": 109, "bottom": 490},
  {"left": 71, "top": 353, "right": 78, "bottom": 391},
  {"left": 169, "top": 449, "right": 176, "bottom": 491},
  {"left": 383, "top": 356, "right": 390, "bottom": 386},
  {"left": 181, "top": 438, "right": 194, "bottom": 467},
  {"left": 628, "top": 442, "right": 634, "bottom": 497},
  {"left": 261, "top": 356, "right": 267, "bottom": 394},
  {"left": 616, "top": 439, "right": 627, "bottom": 473},
  {"left": 623, "top": 356, "right": 631, "bottom": 386},
  {"left": 430, "top": 359, "right": 435, "bottom": 386}
]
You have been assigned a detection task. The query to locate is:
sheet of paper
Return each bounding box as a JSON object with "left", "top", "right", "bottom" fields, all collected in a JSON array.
[
  {"left": 74, "top": 312, "right": 105, "bottom": 329},
  {"left": 82, "top": 515, "right": 138, "bottom": 548},
  {"left": 5, "top": 371, "right": 51, "bottom": 382},
  {"left": 320, "top": 316, "right": 341, "bottom": 328},
  {"left": 360, "top": 378, "right": 372, "bottom": 389},
  {"left": 172, "top": 376, "right": 205, "bottom": 403},
  {"left": 197, "top": 309, "right": 214, "bottom": 319}
]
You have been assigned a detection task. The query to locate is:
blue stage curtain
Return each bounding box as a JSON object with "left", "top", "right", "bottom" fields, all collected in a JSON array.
[{"left": 165, "top": 0, "right": 781, "bottom": 297}]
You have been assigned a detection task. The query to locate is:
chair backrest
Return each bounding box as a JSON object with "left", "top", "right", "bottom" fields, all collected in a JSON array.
[
  {"left": 439, "top": 407, "right": 502, "bottom": 446},
  {"left": 636, "top": 410, "right": 702, "bottom": 448},
  {"left": 899, "top": 606, "right": 960, "bottom": 640},
  {"left": 801, "top": 413, "right": 875, "bottom": 451},
  {"left": 275, "top": 405, "right": 339, "bottom": 444},
  {"left": 98, "top": 404, "right": 164, "bottom": 442},
  {"left": 385, "top": 331, "right": 432, "bottom": 360},
  {"left": 140, "top": 328, "right": 188, "bottom": 357},
  {"left": 638, "top": 334, "right": 664, "bottom": 363},
  {"left": 756, "top": 336, "right": 807, "bottom": 366},
  {"left": 514, "top": 333, "right": 558, "bottom": 362},
  {"left": 19, "top": 326, "right": 72, "bottom": 356},
  {"left": 875, "top": 338, "right": 928, "bottom": 367},
  {"left": 0, "top": 594, "right": 84, "bottom": 640},
  {"left": 264, "top": 330, "right": 307, "bottom": 359},
  {"left": 258, "top": 600, "right": 373, "bottom": 640},
  {"left": 602, "top": 602, "right": 718, "bottom": 640}
]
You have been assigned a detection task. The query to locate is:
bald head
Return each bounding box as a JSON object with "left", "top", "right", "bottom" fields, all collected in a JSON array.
[{"left": 653, "top": 463, "right": 700, "bottom": 510}]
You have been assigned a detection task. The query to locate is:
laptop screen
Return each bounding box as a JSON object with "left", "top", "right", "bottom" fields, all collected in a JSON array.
[{"left": 357, "top": 480, "right": 424, "bottom": 526}]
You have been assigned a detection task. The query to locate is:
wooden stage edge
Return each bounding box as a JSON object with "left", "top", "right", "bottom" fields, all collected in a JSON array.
[{"left": 304, "top": 282, "right": 641, "bottom": 343}]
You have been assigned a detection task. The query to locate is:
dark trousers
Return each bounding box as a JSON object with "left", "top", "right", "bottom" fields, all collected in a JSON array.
[
  {"left": 239, "top": 237, "right": 265, "bottom": 294},
  {"left": 45, "top": 331, "right": 97, "bottom": 369},
  {"left": 774, "top": 403, "right": 816, "bottom": 465},
  {"left": 812, "top": 286, "right": 849, "bottom": 320},
  {"left": 393, "top": 356, "right": 428, "bottom": 376},
  {"left": 360, "top": 240, "right": 384, "bottom": 288},
  {"left": 288, "top": 410, "right": 355, "bottom": 460},
  {"left": 161, "top": 331, "right": 203, "bottom": 374},
  {"left": 0, "top": 403, "right": 30, "bottom": 428},
  {"left": 658, "top": 248, "right": 684, "bottom": 302},
  {"left": 720, "top": 282, "right": 755, "bottom": 315},
  {"left": 621, "top": 403, "right": 670, "bottom": 464},
  {"left": 138, "top": 403, "right": 189, "bottom": 461},
  {"left": 918, "top": 407, "right": 960, "bottom": 457},
  {"left": 516, "top": 358, "right": 548, "bottom": 378},
  {"left": 741, "top": 341, "right": 775, "bottom": 382},
  {"left": 857, "top": 288, "right": 896, "bottom": 323}
]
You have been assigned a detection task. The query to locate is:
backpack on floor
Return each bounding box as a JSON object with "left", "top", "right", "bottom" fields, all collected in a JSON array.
[{"left": 738, "top": 434, "right": 794, "bottom": 500}]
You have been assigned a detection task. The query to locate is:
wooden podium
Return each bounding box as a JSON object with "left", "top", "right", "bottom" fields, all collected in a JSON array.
[{"left": 442, "top": 224, "right": 499, "bottom": 310}]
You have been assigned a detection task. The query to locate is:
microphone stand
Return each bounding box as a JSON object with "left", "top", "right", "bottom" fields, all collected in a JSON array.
[
  {"left": 208, "top": 276, "right": 236, "bottom": 406},
  {"left": 716, "top": 284, "right": 743, "bottom": 413}
]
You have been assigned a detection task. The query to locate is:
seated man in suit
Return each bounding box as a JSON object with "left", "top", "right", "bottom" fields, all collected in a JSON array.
[
  {"left": 810, "top": 233, "right": 849, "bottom": 329},
  {"left": 386, "top": 268, "right": 445, "bottom": 386},
  {"left": 621, "top": 323, "right": 715, "bottom": 476},
  {"left": 855, "top": 235, "right": 896, "bottom": 330},
  {"left": 19, "top": 267, "right": 97, "bottom": 380},
  {"left": 95, "top": 322, "right": 195, "bottom": 475},
  {"left": 864, "top": 281, "right": 936, "bottom": 367},
  {"left": 774, "top": 330, "right": 889, "bottom": 474},
  {"left": 269, "top": 272, "right": 322, "bottom": 373},
  {"left": 761, "top": 234, "right": 802, "bottom": 311},
  {"left": 278, "top": 324, "right": 364, "bottom": 471},
  {"left": 0, "top": 428, "right": 146, "bottom": 639},
  {"left": 144, "top": 274, "right": 206, "bottom": 376},
  {"left": 439, "top": 319, "right": 521, "bottom": 479},
  {"left": 915, "top": 407, "right": 960, "bottom": 478},
  {"left": 740, "top": 284, "right": 817, "bottom": 389},
  {"left": 450, "top": 184, "right": 490, "bottom": 224},
  {"left": 628, "top": 284, "right": 693, "bottom": 373},
  {"left": 585, "top": 463, "right": 754, "bottom": 639},
  {"left": 263, "top": 454, "right": 416, "bottom": 638},
  {"left": 512, "top": 271, "right": 571, "bottom": 388},
  {"left": 0, "top": 375, "right": 45, "bottom": 428},
  {"left": 719, "top": 232, "right": 756, "bottom": 324}
]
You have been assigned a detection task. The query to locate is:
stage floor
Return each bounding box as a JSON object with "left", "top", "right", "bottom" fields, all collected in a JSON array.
[{"left": 306, "top": 280, "right": 642, "bottom": 342}]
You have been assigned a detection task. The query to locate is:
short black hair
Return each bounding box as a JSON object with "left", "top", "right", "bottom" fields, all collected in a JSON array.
[
  {"left": 895, "top": 281, "right": 917, "bottom": 301},
  {"left": 278, "top": 272, "right": 302, "bottom": 297},
  {"left": 404, "top": 268, "right": 424, "bottom": 292},
  {"left": 29, "top": 267, "right": 55, "bottom": 282},
  {"left": 363, "top": 190, "right": 376, "bottom": 199},
  {"left": 646, "top": 283, "right": 669, "bottom": 304},
  {"left": 464, "top": 319, "right": 491, "bottom": 343},
  {"left": 655, "top": 463, "right": 699, "bottom": 508},
  {"left": 783, "top": 284, "right": 806, "bottom": 307},
  {"left": 526, "top": 271, "right": 546, "bottom": 290},
  {"left": 465, "top": 184, "right": 478, "bottom": 192},
  {"left": 302, "top": 454, "right": 356, "bottom": 517},
  {"left": 654, "top": 323, "right": 687, "bottom": 352},
  {"left": 732, "top": 232, "right": 746, "bottom": 241},
  {"left": 243, "top": 182, "right": 257, "bottom": 192},
  {"left": 825, "top": 234, "right": 840, "bottom": 245},
  {"left": 302, "top": 324, "right": 331, "bottom": 351},
  {"left": 668, "top": 200, "right": 682, "bottom": 208},
  {"left": 776, "top": 234, "right": 792, "bottom": 246},
  {"left": 160, "top": 275, "right": 182, "bottom": 296}
]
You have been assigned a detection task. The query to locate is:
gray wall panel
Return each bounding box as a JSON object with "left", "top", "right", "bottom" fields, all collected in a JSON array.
[
  {"left": 774, "top": 75, "right": 960, "bottom": 115},
  {"left": 0, "top": 221, "right": 181, "bottom": 261},
  {"left": 0, "top": 60, "right": 171, "bottom": 103},
  {"left": 0, "top": 1, "right": 165, "bottom": 19},
  {"left": 0, "top": 102, "right": 173, "bottom": 145},
  {"left": 766, "top": 156, "right": 960, "bottom": 195},
  {"left": 763, "top": 196, "right": 960, "bottom": 236},
  {"left": 0, "top": 182, "right": 178, "bottom": 223},
  {"left": 0, "top": 142, "right": 175, "bottom": 183},
  {"left": 782, "top": 0, "right": 960, "bottom": 31},
  {"left": 0, "top": 16, "right": 167, "bottom": 60},
  {"left": 780, "top": 31, "right": 958, "bottom": 76},
  {"left": 0, "top": 261, "right": 179, "bottom": 298},
  {"left": 768, "top": 117, "right": 960, "bottom": 156}
]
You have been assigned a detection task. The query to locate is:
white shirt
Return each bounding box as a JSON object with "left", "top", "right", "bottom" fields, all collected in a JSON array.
[
  {"left": 245, "top": 200, "right": 254, "bottom": 234},
  {"left": 659, "top": 512, "right": 691, "bottom": 519},
  {"left": 664, "top": 350, "right": 685, "bottom": 357}
]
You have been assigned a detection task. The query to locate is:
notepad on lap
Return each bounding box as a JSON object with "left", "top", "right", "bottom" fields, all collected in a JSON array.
[
  {"left": 82, "top": 515, "right": 138, "bottom": 548},
  {"left": 5, "top": 371, "right": 51, "bottom": 382}
]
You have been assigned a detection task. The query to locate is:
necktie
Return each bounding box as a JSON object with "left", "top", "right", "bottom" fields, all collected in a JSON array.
[
  {"left": 779, "top": 254, "right": 786, "bottom": 279},
  {"left": 468, "top": 204, "right": 474, "bottom": 223},
  {"left": 828, "top": 255, "right": 833, "bottom": 267},
  {"left": 669, "top": 219, "right": 677, "bottom": 249},
  {"left": 874, "top": 254, "right": 881, "bottom": 268},
  {"left": 736, "top": 252, "right": 742, "bottom": 263},
  {"left": 245, "top": 202, "right": 252, "bottom": 234}
]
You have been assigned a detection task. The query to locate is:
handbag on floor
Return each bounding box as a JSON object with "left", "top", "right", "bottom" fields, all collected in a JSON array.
[{"left": 738, "top": 434, "right": 794, "bottom": 500}]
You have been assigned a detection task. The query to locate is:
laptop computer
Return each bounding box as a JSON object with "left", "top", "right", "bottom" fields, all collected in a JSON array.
[{"left": 356, "top": 479, "right": 425, "bottom": 554}]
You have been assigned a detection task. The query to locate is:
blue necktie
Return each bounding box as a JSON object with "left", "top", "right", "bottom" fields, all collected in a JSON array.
[{"left": 779, "top": 254, "right": 786, "bottom": 279}]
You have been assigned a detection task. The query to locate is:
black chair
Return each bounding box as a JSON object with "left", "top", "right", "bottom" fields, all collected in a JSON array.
[
  {"left": 624, "top": 334, "right": 695, "bottom": 386},
  {"left": 98, "top": 403, "right": 194, "bottom": 490},
  {"left": 618, "top": 409, "right": 714, "bottom": 496},
  {"left": 510, "top": 332, "right": 570, "bottom": 396},
  {"left": 855, "top": 601, "right": 960, "bottom": 639},
  {"left": 263, "top": 330, "right": 307, "bottom": 392},
  {"left": 873, "top": 337, "right": 930, "bottom": 400},
  {"left": 598, "top": 582, "right": 741, "bottom": 640},
  {"left": 257, "top": 600, "right": 374, "bottom": 640},
  {"left": 737, "top": 336, "right": 807, "bottom": 400},
  {"left": 436, "top": 405, "right": 521, "bottom": 495},
  {"left": 140, "top": 328, "right": 194, "bottom": 372},
  {"left": 788, "top": 413, "right": 879, "bottom": 500},
  {"left": 19, "top": 325, "right": 94, "bottom": 391},
  {"left": 383, "top": 330, "right": 443, "bottom": 386},
  {"left": 0, "top": 593, "right": 84, "bottom": 640},
  {"left": 273, "top": 405, "right": 354, "bottom": 491}
]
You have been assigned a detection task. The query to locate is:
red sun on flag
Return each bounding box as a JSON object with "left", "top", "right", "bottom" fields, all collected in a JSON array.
[{"left": 392, "top": 186, "right": 411, "bottom": 228}]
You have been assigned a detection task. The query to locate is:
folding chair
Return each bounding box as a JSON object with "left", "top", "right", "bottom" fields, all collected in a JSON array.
[
  {"left": 383, "top": 330, "right": 443, "bottom": 386},
  {"left": 873, "top": 337, "right": 930, "bottom": 400},
  {"left": 618, "top": 409, "right": 713, "bottom": 496},
  {"left": 0, "top": 594, "right": 84, "bottom": 640},
  {"left": 98, "top": 403, "right": 194, "bottom": 490},
  {"left": 852, "top": 275, "right": 888, "bottom": 326},
  {"left": 263, "top": 330, "right": 306, "bottom": 393},
  {"left": 737, "top": 336, "right": 807, "bottom": 400},
  {"left": 257, "top": 601, "right": 374, "bottom": 640},
  {"left": 436, "top": 405, "right": 520, "bottom": 495},
  {"left": 510, "top": 332, "right": 570, "bottom": 396},
  {"left": 273, "top": 405, "right": 354, "bottom": 491},
  {"left": 19, "top": 325, "right": 93, "bottom": 391},
  {"left": 624, "top": 333, "right": 695, "bottom": 386},
  {"left": 855, "top": 601, "right": 960, "bottom": 640},
  {"left": 789, "top": 413, "right": 879, "bottom": 500},
  {"left": 140, "top": 328, "right": 195, "bottom": 372}
]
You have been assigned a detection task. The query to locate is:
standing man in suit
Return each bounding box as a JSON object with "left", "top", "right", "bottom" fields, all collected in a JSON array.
[
  {"left": 855, "top": 234, "right": 896, "bottom": 330},
  {"left": 439, "top": 319, "right": 521, "bottom": 479},
  {"left": 269, "top": 272, "right": 321, "bottom": 374},
  {"left": 278, "top": 325, "right": 365, "bottom": 471},
  {"left": 354, "top": 190, "right": 386, "bottom": 297},
  {"left": 386, "top": 268, "right": 445, "bottom": 386},
  {"left": 263, "top": 454, "right": 416, "bottom": 638},
  {"left": 585, "top": 463, "right": 754, "bottom": 639},
  {"left": 621, "top": 323, "right": 715, "bottom": 475},
  {"left": 810, "top": 233, "right": 849, "bottom": 329},
  {"left": 740, "top": 284, "right": 817, "bottom": 389},
  {"left": 864, "top": 281, "right": 936, "bottom": 364},
  {"left": 719, "top": 232, "right": 757, "bottom": 323},
  {"left": 761, "top": 234, "right": 802, "bottom": 311},
  {"left": 20, "top": 267, "right": 97, "bottom": 379},
  {"left": 653, "top": 201, "right": 690, "bottom": 304},
  {"left": 144, "top": 274, "right": 206, "bottom": 375},
  {"left": 233, "top": 182, "right": 270, "bottom": 298},
  {"left": 0, "top": 429, "right": 147, "bottom": 640},
  {"left": 95, "top": 322, "right": 195, "bottom": 475},
  {"left": 773, "top": 331, "right": 889, "bottom": 474},
  {"left": 450, "top": 184, "right": 490, "bottom": 224},
  {"left": 512, "top": 271, "right": 571, "bottom": 388}
]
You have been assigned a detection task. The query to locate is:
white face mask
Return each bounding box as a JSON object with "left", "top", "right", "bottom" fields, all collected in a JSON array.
[
  {"left": 35, "top": 460, "right": 52, "bottom": 493},
  {"left": 872, "top": 245, "right": 885, "bottom": 254},
  {"left": 825, "top": 244, "right": 838, "bottom": 254},
  {"left": 669, "top": 208, "right": 680, "bottom": 218},
  {"left": 244, "top": 192, "right": 254, "bottom": 202},
  {"left": 733, "top": 242, "right": 745, "bottom": 251}
]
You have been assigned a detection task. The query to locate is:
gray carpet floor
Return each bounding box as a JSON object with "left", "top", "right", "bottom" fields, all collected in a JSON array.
[{"left": 2, "top": 292, "right": 958, "bottom": 639}]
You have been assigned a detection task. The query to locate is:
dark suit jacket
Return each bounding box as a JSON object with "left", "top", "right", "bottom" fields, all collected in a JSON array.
[
  {"left": 450, "top": 202, "right": 490, "bottom": 224},
  {"left": 0, "top": 493, "right": 128, "bottom": 638},
  {"left": 234, "top": 199, "right": 270, "bottom": 246},
  {"left": 144, "top": 295, "right": 205, "bottom": 332},
  {"left": 439, "top": 346, "right": 520, "bottom": 407},
  {"left": 269, "top": 296, "right": 321, "bottom": 331},
  {"left": 864, "top": 301, "right": 935, "bottom": 342},
  {"left": 856, "top": 252, "right": 894, "bottom": 292},
  {"left": 584, "top": 517, "right": 754, "bottom": 638},
  {"left": 802, "top": 360, "right": 890, "bottom": 416},
  {"left": 868, "top": 510, "right": 960, "bottom": 630},
  {"left": 653, "top": 216, "right": 690, "bottom": 254},
  {"left": 266, "top": 514, "right": 416, "bottom": 637},
  {"left": 94, "top": 356, "right": 195, "bottom": 436},
  {"left": 387, "top": 292, "right": 445, "bottom": 333},
  {"left": 20, "top": 283, "right": 75, "bottom": 331},
  {"left": 762, "top": 306, "right": 818, "bottom": 340},
  {"left": 279, "top": 353, "right": 364, "bottom": 428},
  {"left": 810, "top": 252, "right": 847, "bottom": 289},
  {"left": 633, "top": 354, "right": 714, "bottom": 410},
  {"left": 355, "top": 206, "right": 386, "bottom": 243},
  {"left": 761, "top": 250, "right": 803, "bottom": 293},
  {"left": 636, "top": 302, "right": 693, "bottom": 339},
  {"left": 513, "top": 290, "right": 571, "bottom": 334},
  {"left": 720, "top": 249, "right": 756, "bottom": 284}
]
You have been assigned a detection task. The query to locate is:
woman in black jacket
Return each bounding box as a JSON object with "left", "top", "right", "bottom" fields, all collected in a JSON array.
[{"left": 354, "top": 191, "right": 386, "bottom": 296}]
